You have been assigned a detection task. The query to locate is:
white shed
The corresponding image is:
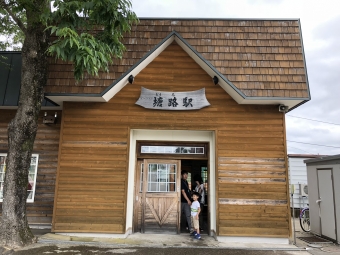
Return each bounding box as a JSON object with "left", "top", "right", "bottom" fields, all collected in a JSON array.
[
  {"left": 288, "top": 154, "right": 323, "bottom": 209},
  {"left": 305, "top": 155, "right": 340, "bottom": 243}
]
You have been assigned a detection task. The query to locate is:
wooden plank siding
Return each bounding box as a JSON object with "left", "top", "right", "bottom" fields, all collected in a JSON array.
[
  {"left": 0, "top": 110, "right": 61, "bottom": 225},
  {"left": 53, "top": 42, "right": 290, "bottom": 237},
  {"left": 217, "top": 157, "right": 289, "bottom": 237},
  {"left": 52, "top": 109, "right": 128, "bottom": 233}
]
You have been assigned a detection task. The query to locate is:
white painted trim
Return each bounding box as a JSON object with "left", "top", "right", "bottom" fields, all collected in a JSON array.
[
  {"left": 45, "top": 95, "right": 106, "bottom": 107},
  {"left": 217, "top": 236, "right": 289, "bottom": 244},
  {"left": 28, "top": 154, "right": 39, "bottom": 203},
  {"left": 102, "top": 36, "right": 175, "bottom": 102},
  {"left": 0, "top": 153, "right": 39, "bottom": 203},
  {"left": 126, "top": 129, "right": 216, "bottom": 234},
  {"left": 238, "top": 98, "right": 304, "bottom": 109}
]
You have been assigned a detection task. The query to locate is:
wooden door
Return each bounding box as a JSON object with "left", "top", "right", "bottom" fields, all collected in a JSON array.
[{"left": 135, "top": 159, "right": 181, "bottom": 234}]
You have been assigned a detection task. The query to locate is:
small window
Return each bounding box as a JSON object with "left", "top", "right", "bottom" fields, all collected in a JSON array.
[
  {"left": 0, "top": 154, "right": 39, "bottom": 203},
  {"left": 141, "top": 146, "right": 205, "bottom": 155}
]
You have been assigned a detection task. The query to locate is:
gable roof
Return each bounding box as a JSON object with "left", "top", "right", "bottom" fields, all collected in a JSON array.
[
  {"left": 0, "top": 52, "right": 58, "bottom": 109},
  {"left": 37, "top": 19, "right": 311, "bottom": 110}
]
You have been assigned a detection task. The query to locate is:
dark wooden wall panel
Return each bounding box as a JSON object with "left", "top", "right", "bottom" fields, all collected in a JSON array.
[
  {"left": 0, "top": 110, "right": 61, "bottom": 225},
  {"left": 53, "top": 42, "right": 289, "bottom": 237}
]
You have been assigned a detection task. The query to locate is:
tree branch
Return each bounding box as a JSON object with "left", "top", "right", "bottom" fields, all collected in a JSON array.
[{"left": 0, "top": 1, "right": 27, "bottom": 34}]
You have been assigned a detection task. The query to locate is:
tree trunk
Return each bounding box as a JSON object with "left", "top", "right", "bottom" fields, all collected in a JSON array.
[{"left": 0, "top": 17, "right": 48, "bottom": 248}]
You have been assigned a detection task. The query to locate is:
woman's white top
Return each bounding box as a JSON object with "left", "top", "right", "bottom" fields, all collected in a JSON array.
[{"left": 195, "top": 184, "right": 205, "bottom": 204}]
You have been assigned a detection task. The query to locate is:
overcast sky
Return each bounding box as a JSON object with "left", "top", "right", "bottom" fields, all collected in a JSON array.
[{"left": 132, "top": 0, "right": 340, "bottom": 156}]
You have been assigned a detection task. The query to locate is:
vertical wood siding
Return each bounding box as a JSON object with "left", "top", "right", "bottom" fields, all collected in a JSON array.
[
  {"left": 0, "top": 110, "right": 61, "bottom": 225},
  {"left": 53, "top": 42, "right": 289, "bottom": 237}
]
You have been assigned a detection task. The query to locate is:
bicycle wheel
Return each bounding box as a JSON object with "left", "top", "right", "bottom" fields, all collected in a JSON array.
[{"left": 299, "top": 208, "right": 310, "bottom": 232}]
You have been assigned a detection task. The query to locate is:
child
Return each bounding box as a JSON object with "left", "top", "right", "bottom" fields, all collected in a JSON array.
[{"left": 190, "top": 191, "right": 201, "bottom": 239}]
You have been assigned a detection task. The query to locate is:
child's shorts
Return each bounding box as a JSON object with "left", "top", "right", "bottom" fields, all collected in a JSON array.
[{"left": 191, "top": 215, "right": 199, "bottom": 230}]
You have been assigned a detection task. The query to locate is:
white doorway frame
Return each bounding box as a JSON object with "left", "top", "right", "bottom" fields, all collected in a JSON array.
[{"left": 126, "top": 129, "right": 216, "bottom": 235}]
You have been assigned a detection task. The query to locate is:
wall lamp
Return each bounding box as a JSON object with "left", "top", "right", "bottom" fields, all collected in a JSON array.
[
  {"left": 212, "top": 76, "right": 219, "bottom": 85},
  {"left": 278, "top": 104, "right": 289, "bottom": 113},
  {"left": 128, "top": 75, "right": 134, "bottom": 84},
  {"left": 43, "top": 112, "right": 58, "bottom": 124}
]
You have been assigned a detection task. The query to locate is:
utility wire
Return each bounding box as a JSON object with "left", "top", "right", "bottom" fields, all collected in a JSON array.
[
  {"left": 287, "top": 140, "right": 340, "bottom": 149},
  {"left": 287, "top": 115, "right": 340, "bottom": 126},
  {"left": 287, "top": 146, "right": 312, "bottom": 154}
]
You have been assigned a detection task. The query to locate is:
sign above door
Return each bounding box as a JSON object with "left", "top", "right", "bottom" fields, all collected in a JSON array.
[{"left": 135, "top": 87, "right": 210, "bottom": 110}]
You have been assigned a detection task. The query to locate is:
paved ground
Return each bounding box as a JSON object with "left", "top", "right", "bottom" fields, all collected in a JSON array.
[
  {"left": 0, "top": 218, "right": 339, "bottom": 255},
  {"left": 291, "top": 217, "right": 340, "bottom": 255},
  {"left": 0, "top": 245, "right": 310, "bottom": 255}
]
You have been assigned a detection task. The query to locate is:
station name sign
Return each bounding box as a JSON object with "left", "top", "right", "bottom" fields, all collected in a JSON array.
[{"left": 135, "top": 87, "right": 210, "bottom": 110}]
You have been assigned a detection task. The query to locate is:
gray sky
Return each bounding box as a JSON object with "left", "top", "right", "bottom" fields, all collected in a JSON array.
[{"left": 132, "top": 0, "right": 340, "bottom": 156}]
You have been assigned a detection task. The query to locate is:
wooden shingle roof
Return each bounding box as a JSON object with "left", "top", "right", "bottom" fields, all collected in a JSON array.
[{"left": 45, "top": 18, "right": 310, "bottom": 109}]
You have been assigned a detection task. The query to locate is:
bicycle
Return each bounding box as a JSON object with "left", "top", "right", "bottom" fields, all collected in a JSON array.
[{"left": 299, "top": 205, "right": 310, "bottom": 232}]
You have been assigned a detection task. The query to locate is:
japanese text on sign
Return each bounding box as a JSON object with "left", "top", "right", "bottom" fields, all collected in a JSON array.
[{"left": 135, "top": 87, "right": 210, "bottom": 110}]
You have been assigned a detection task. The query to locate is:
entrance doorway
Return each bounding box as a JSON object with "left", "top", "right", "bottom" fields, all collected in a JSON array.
[
  {"left": 133, "top": 142, "right": 209, "bottom": 234},
  {"left": 180, "top": 159, "right": 208, "bottom": 233}
]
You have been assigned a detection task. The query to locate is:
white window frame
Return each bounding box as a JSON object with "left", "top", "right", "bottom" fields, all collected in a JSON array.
[
  {"left": 0, "top": 153, "right": 39, "bottom": 203},
  {"left": 141, "top": 145, "right": 205, "bottom": 154},
  {"left": 146, "top": 163, "right": 177, "bottom": 193}
]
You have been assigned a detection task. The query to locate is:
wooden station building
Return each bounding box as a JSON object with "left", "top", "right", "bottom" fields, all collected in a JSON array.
[{"left": 0, "top": 18, "right": 310, "bottom": 243}]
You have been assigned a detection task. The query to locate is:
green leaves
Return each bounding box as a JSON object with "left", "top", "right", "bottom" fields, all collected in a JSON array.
[
  {"left": 2, "top": 0, "right": 138, "bottom": 80},
  {"left": 47, "top": 0, "right": 138, "bottom": 80},
  {"left": 47, "top": 26, "right": 114, "bottom": 80}
]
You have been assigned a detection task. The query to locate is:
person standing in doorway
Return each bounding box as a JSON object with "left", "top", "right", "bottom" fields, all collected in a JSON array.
[
  {"left": 181, "top": 170, "right": 192, "bottom": 233},
  {"left": 194, "top": 176, "right": 205, "bottom": 231}
]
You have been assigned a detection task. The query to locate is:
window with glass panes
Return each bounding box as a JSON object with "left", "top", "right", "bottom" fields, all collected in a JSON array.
[
  {"left": 141, "top": 146, "right": 204, "bottom": 155},
  {"left": 0, "top": 154, "right": 39, "bottom": 202}
]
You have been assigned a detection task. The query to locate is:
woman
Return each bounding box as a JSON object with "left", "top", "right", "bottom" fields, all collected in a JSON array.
[{"left": 194, "top": 177, "right": 205, "bottom": 231}]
